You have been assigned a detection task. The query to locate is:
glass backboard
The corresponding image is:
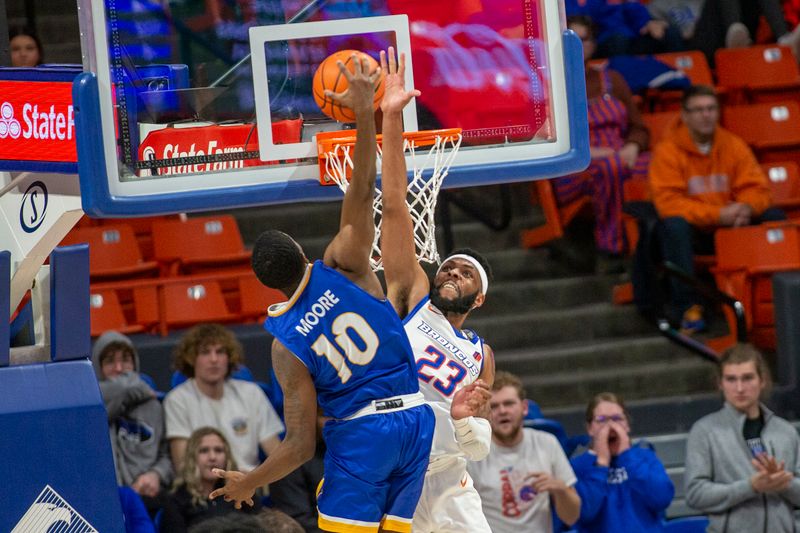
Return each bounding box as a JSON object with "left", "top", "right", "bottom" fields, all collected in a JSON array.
[{"left": 74, "top": 0, "right": 588, "bottom": 216}]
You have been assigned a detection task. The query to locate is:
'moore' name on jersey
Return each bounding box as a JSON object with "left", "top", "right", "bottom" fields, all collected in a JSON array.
[
  {"left": 416, "top": 320, "right": 480, "bottom": 378},
  {"left": 293, "top": 289, "right": 340, "bottom": 337}
]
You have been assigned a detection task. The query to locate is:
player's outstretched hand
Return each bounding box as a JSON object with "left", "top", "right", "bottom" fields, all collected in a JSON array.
[
  {"left": 208, "top": 468, "right": 256, "bottom": 509},
  {"left": 380, "top": 46, "right": 420, "bottom": 115},
  {"left": 451, "top": 379, "right": 491, "bottom": 420},
  {"left": 325, "top": 53, "right": 381, "bottom": 115}
]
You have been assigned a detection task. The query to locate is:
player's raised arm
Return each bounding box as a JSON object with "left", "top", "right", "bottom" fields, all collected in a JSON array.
[
  {"left": 209, "top": 339, "right": 318, "bottom": 507},
  {"left": 379, "top": 47, "right": 430, "bottom": 316},
  {"left": 323, "top": 53, "right": 381, "bottom": 277}
]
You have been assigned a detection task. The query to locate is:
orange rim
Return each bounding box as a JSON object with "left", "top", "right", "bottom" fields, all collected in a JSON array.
[{"left": 317, "top": 127, "right": 462, "bottom": 153}]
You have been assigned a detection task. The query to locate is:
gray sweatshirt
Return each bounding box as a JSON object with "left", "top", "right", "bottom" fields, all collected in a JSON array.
[
  {"left": 685, "top": 402, "right": 800, "bottom": 532},
  {"left": 92, "top": 331, "right": 173, "bottom": 488}
]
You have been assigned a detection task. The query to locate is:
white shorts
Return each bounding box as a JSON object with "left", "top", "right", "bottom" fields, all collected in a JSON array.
[{"left": 412, "top": 456, "right": 492, "bottom": 533}]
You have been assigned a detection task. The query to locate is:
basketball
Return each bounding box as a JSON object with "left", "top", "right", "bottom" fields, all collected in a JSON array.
[{"left": 313, "top": 50, "right": 384, "bottom": 123}]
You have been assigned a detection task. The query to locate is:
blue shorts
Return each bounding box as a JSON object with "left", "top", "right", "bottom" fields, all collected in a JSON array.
[{"left": 317, "top": 404, "right": 435, "bottom": 533}]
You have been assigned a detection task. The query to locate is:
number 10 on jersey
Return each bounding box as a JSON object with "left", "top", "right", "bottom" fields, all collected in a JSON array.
[{"left": 310, "top": 312, "right": 379, "bottom": 383}]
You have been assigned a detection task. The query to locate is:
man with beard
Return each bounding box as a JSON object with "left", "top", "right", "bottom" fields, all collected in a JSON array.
[
  {"left": 468, "top": 371, "right": 580, "bottom": 533},
  {"left": 378, "top": 47, "right": 495, "bottom": 532}
]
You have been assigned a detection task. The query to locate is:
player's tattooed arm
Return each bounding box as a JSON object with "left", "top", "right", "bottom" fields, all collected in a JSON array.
[{"left": 210, "top": 339, "right": 317, "bottom": 508}]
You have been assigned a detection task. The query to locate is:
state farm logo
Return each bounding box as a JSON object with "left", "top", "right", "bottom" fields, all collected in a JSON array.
[
  {"left": 0, "top": 100, "right": 74, "bottom": 141},
  {"left": 0, "top": 102, "right": 22, "bottom": 139}
]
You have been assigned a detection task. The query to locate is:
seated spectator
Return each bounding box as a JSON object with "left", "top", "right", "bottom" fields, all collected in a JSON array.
[
  {"left": 468, "top": 371, "right": 580, "bottom": 533},
  {"left": 647, "top": 0, "right": 704, "bottom": 43},
  {"left": 565, "top": 0, "right": 683, "bottom": 57},
  {"left": 571, "top": 393, "right": 674, "bottom": 533},
  {"left": 685, "top": 344, "right": 800, "bottom": 532},
  {"left": 93, "top": 331, "right": 172, "bottom": 518},
  {"left": 8, "top": 26, "right": 43, "bottom": 67},
  {"left": 161, "top": 426, "right": 262, "bottom": 532},
  {"left": 164, "top": 324, "right": 284, "bottom": 473},
  {"left": 187, "top": 514, "right": 265, "bottom": 533},
  {"left": 268, "top": 409, "right": 326, "bottom": 533},
  {"left": 689, "top": 0, "right": 800, "bottom": 64},
  {"left": 553, "top": 16, "right": 651, "bottom": 271},
  {"left": 649, "top": 85, "right": 785, "bottom": 332}
]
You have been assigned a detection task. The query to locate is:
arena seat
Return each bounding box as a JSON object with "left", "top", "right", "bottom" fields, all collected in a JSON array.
[
  {"left": 152, "top": 215, "right": 251, "bottom": 276},
  {"left": 521, "top": 179, "right": 590, "bottom": 248},
  {"left": 97, "top": 214, "right": 183, "bottom": 260},
  {"left": 60, "top": 224, "right": 159, "bottom": 280},
  {"left": 715, "top": 45, "right": 800, "bottom": 104},
  {"left": 237, "top": 272, "right": 285, "bottom": 322},
  {"left": 642, "top": 110, "right": 680, "bottom": 148},
  {"left": 722, "top": 101, "right": 800, "bottom": 163},
  {"left": 713, "top": 222, "right": 800, "bottom": 350},
  {"left": 762, "top": 161, "right": 800, "bottom": 220},
  {"left": 648, "top": 51, "right": 713, "bottom": 111},
  {"left": 159, "top": 279, "right": 238, "bottom": 335},
  {"left": 89, "top": 288, "right": 144, "bottom": 337},
  {"left": 662, "top": 516, "right": 709, "bottom": 533}
]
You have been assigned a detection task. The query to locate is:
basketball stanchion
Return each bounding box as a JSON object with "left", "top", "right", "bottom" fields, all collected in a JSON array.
[{"left": 317, "top": 128, "right": 462, "bottom": 270}]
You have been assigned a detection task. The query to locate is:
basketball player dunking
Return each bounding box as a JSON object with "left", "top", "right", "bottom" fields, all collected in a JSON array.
[
  {"left": 209, "top": 52, "right": 489, "bottom": 533},
  {"left": 379, "top": 48, "right": 496, "bottom": 533}
]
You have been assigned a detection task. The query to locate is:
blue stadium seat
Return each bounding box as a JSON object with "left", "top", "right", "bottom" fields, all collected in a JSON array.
[
  {"left": 662, "top": 516, "right": 709, "bottom": 533},
  {"left": 139, "top": 372, "right": 165, "bottom": 401}
]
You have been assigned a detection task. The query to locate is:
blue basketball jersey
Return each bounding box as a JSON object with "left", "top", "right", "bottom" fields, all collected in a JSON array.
[{"left": 264, "top": 260, "right": 420, "bottom": 419}]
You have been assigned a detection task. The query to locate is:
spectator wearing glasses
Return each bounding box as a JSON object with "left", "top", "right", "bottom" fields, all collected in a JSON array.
[
  {"left": 570, "top": 393, "right": 673, "bottom": 533},
  {"left": 648, "top": 84, "right": 785, "bottom": 334}
]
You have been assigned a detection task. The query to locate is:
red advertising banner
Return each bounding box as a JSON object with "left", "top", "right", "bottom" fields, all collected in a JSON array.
[
  {"left": 0, "top": 80, "right": 77, "bottom": 163},
  {"left": 137, "top": 119, "right": 302, "bottom": 177}
]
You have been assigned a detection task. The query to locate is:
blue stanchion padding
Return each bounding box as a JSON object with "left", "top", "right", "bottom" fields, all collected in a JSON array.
[
  {"left": 50, "top": 245, "right": 90, "bottom": 362},
  {"left": 0, "top": 359, "right": 125, "bottom": 532},
  {"left": 0, "top": 251, "right": 9, "bottom": 367}
]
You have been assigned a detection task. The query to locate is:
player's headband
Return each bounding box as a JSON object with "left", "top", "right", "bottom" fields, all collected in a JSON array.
[{"left": 436, "top": 254, "right": 489, "bottom": 295}]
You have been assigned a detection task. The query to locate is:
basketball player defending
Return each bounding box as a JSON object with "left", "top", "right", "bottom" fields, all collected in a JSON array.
[
  {"left": 209, "top": 54, "right": 487, "bottom": 533},
  {"left": 379, "top": 48, "right": 495, "bottom": 533}
]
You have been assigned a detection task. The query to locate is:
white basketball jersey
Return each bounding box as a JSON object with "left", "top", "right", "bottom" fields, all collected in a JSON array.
[{"left": 404, "top": 296, "right": 485, "bottom": 463}]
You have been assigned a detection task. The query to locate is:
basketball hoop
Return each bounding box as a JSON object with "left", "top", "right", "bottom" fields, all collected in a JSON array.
[{"left": 317, "top": 128, "right": 462, "bottom": 271}]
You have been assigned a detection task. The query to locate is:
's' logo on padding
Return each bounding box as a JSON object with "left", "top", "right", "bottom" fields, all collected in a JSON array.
[{"left": 19, "top": 180, "right": 48, "bottom": 233}]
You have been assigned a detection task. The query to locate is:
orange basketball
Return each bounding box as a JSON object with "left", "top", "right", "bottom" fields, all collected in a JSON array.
[{"left": 313, "top": 50, "right": 384, "bottom": 123}]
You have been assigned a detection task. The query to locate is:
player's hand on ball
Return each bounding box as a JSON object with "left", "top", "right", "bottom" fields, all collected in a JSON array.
[
  {"left": 379, "top": 46, "right": 420, "bottom": 114},
  {"left": 451, "top": 379, "right": 491, "bottom": 420},
  {"left": 325, "top": 53, "right": 381, "bottom": 115},
  {"left": 208, "top": 468, "right": 255, "bottom": 509}
]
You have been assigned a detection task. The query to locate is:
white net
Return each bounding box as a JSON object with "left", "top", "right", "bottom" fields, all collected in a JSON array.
[{"left": 322, "top": 130, "right": 462, "bottom": 271}]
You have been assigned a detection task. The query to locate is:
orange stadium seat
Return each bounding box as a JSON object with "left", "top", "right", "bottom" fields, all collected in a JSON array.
[
  {"left": 521, "top": 179, "right": 590, "bottom": 248},
  {"left": 89, "top": 289, "right": 144, "bottom": 337},
  {"left": 238, "top": 273, "right": 285, "bottom": 322},
  {"left": 762, "top": 161, "right": 800, "bottom": 220},
  {"left": 713, "top": 222, "right": 800, "bottom": 350},
  {"left": 648, "top": 51, "right": 713, "bottom": 111},
  {"left": 97, "top": 214, "right": 183, "bottom": 260},
  {"left": 152, "top": 215, "right": 251, "bottom": 276},
  {"left": 160, "top": 279, "right": 237, "bottom": 335},
  {"left": 715, "top": 45, "right": 800, "bottom": 104},
  {"left": 642, "top": 110, "right": 679, "bottom": 147},
  {"left": 61, "top": 224, "right": 159, "bottom": 281},
  {"left": 722, "top": 101, "right": 800, "bottom": 162}
]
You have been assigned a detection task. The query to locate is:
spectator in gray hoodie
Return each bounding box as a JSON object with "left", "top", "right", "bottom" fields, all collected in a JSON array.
[
  {"left": 93, "top": 331, "right": 173, "bottom": 517},
  {"left": 685, "top": 343, "right": 800, "bottom": 532}
]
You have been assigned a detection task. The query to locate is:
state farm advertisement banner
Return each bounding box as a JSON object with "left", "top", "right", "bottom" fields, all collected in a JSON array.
[
  {"left": 0, "top": 80, "right": 77, "bottom": 163},
  {"left": 137, "top": 119, "right": 301, "bottom": 177}
]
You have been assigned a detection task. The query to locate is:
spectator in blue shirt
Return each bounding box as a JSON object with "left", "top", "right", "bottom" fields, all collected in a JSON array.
[{"left": 571, "top": 393, "right": 674, "bottom": 532}]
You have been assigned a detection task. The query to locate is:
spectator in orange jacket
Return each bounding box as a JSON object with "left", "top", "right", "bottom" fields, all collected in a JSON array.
[{"left": 648, "top": 84, "right": 785, "bottom": 333}]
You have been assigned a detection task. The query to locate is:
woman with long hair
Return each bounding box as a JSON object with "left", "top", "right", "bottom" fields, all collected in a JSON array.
[{"left": 159, "top": 427, "right": 260, "bottom": 532}]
